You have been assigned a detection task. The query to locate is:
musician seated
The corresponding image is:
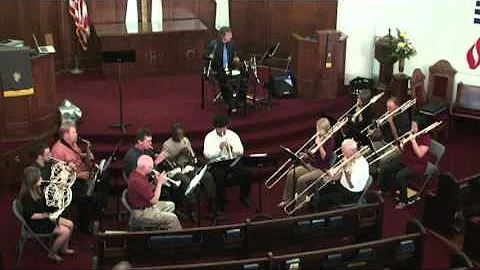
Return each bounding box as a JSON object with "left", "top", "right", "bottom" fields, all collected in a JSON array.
[
  {"left": 123, "top": 128, "right": 166, "bottom": 178},
  {"left": 32, "top": 143, "right": 54, "bottom": 182},
  {"left": 19, "top": 166, "right": 75, "bottom": 263},
  {"left": 124, "top": 128, "right": 189, "bottom": 219},
  {"left": 203, "top": 115, "right": 252, "bottom": 211},
  {"left": 318, "top": 139, "right": 370, "bottom": 208},
  {"left": 51, "top": 122, "right": 104, "bottom": 234},
  {"left": 344, "top": 89, "right": 374, "bottom": 141},
  {"left": 162, "top": 122, "right": 217, "bottom": 216},
  {"left": 278, "top": 118, "right": 335, "bottom": 207},
  {"left": 378, "top": 116, "right": 432, "bottom": 209},
  {"left": 206, "top": 26, "right": 247, "bottom": 115},
  {"left": 127, "top": 155, "right": 182, "bottom": 230},
  {"left": 369, "top": 96, "right": 410, "bottom": 148}
]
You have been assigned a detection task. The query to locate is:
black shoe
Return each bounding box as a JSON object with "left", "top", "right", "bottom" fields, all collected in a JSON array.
[
  {"left": 240, "top": 198, "right": 252, "bottom": 208},
  {"left": 175, "top": 210, "right": 189, "bottom": 221}
]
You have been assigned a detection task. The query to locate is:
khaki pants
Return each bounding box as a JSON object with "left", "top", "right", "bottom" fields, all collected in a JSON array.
[
  {"left": 131, "top": 201, "right": 182, "bottom": 231},
  {"left": 282, "top": 165, "right": 325, "bottom": 203}
]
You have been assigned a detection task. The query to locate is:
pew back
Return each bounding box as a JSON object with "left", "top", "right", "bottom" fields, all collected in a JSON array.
[
  {"left": 126, "top": 219, "right": 424, "bottom": 270},
  {"left": 246, "top": 192, "right": 384, "bottom": 256},
  {"left": 95, "top": 193, "right": 384, "bottom": 269}
]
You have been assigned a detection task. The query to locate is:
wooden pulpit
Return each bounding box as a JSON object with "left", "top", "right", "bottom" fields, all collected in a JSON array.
[
  {"left": 0, "top": 54, "right": 57, "bottom": 142},
  {"left": 291, "top": 30, "right": 347, "bottom": 99}
]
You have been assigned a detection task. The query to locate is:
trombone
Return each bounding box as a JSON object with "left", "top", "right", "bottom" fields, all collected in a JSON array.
[
  {"left": 365, "top": 120, "right": 443, "bottom": 165},
  {"left": 351, "top": 92, "right": 385, "bottom": 122},
  {"left": 264, "top": 116, "right": 349, "bottom": 189},
  {"left": 283, "top": 145, "right": 371, "bottom": 215},
  {"left": 361, "top": 98, "right": 417, "bottom": 134}
]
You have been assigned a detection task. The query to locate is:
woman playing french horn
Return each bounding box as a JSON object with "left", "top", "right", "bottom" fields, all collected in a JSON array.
[
  {"left": 278, "top": 118, "right": 335, "bottom": 207},
  {"left": 19, "top": 167, "right": 75, "bottom": 263},
  {"left": 378, "top": 116, "right": 433, "bottom": 209}
]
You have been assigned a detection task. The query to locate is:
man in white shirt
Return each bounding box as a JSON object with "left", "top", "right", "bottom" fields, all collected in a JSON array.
[
  {"left": 203, "top": 115, "right": 252, "bottom": 211},
  {"left": 318, "top": 138, "right": 369, "bottom": 208}
]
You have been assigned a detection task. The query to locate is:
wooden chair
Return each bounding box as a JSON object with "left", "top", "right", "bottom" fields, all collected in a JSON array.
[
  {"left": 410, "top": 68, "right": 426, "bottom": 113},
  {"left": 450, "top": 82, "right": 480, "bottom": 131},
  {"left": 419, "top": 60, "right": 458, "bottom": 140}
]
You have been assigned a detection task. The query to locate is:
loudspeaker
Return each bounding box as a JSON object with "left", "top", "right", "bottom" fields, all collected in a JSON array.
[{"left": 266, "top": 74, "right": 296, "bottom": 98}]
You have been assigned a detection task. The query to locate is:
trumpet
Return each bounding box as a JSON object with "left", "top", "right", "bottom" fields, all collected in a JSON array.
[
  {"left": 151, "top": 169, "right": 182, "bottom": 187},
  {"left": 283, "top": 146, "right": 370, "bottom": 215},
  {"left": 221, "top": 131, "right": 234, "bottom": 160},
  {"left": 264, "top": 117, "right": 348, "bottom": 189},
  {"left": 366, "top": 121, "right": 443, "bottom": 165}
]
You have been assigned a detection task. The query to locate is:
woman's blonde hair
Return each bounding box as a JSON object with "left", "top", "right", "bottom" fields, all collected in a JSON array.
[{"left": 316, "top": 118, "right": 331, "bottom": 134}]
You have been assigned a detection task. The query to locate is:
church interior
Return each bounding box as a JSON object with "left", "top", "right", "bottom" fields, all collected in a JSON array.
[{"left": 0, "top": 0, "right": 479, "bottom": 269}]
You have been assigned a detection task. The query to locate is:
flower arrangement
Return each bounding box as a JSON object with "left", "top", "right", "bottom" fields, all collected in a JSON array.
[{"left": 391, "top": 28, "right": 417, "bottom": 60}]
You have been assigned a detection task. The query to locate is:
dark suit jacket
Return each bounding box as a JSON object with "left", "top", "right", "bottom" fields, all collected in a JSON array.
[{"left": 206, "top": 39, "right": 238, "bottom": 72}]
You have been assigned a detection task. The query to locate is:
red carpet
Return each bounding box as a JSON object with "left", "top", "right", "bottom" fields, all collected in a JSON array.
[{"left": 1, "top": 71, "right": 479, "bottom": 269}]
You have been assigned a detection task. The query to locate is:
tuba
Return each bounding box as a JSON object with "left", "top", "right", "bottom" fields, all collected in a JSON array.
[{"left": 44, "top": 161, "right": 77, "bottom": 221}]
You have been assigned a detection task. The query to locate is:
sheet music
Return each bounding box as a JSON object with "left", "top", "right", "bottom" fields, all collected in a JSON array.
[{"left": 185, "top": 164, "right": 208, "bottom": 196}]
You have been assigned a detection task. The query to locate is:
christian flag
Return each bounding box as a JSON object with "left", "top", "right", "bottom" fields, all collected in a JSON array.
[
  {"left": 69, "top": 0, "right": 90, "bottom": 51},
  {"left": 0, "top": 47, "right": 34, "bottom": 98}
]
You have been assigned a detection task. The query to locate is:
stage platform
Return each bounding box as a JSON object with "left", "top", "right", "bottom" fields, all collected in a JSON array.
[{"left": 55, "top": 71, "right": 351, "bottom": 163}]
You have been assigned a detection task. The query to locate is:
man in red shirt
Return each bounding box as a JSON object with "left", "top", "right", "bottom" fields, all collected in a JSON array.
[
  {"left": 51, "top": 122, "right": 103, "bottom": 233},
  {"left": 127, "top": 155, "right": 182, "bottom": 230},
  {"left": 378, "top": 116, "right": 432, "bottom": 209}
]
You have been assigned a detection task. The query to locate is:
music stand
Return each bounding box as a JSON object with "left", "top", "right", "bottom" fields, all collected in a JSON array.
[
  {"left": 185, "top": 164, "right": 209, "bottom": 227},
  {"left": 243, "top": 153, "right": 274, "bottom": 221},
  {"left": 97, "top": 138, "right": 125, "bottom": 222},
  {"left": 102, "top": 50, "right": 135, "bottom": 134},
  {"left": 260, "top": 42, "right": 281, "bottom": 110}
]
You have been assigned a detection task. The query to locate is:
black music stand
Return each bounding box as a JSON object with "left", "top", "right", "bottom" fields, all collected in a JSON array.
[
  {"left": 259, "top": 42, "right": 281, "bottom": 110},
  {"left": 280, "top": 146, "right": 311, "bottom": 215},
  {"left": 243, "top": 154, "right": 275, "bottom": 221},
  {"left": 96, "top": 138, "right": 125, "bottom": 222},
  {"left": 185, "top": 164, "right": 209, "bottom": 227},
  {"left": 102, "top": 50, "right": 135, "bottom": 134}
]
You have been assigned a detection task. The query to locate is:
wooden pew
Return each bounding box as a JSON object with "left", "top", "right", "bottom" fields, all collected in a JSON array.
[
  {"left": 129, "top": 254, "right": 274, "bottom": 270},
  {"left": 126, "top": 219, "right": 424, "bottom": 270},
  {"left": 271, "top": 219, "right": 425, "bottom": 269},
  {"left": 245, "top": 192, "right": 384, "bottom": 257},
  {"left": 93, "top": 192, "right": 384, "bottom": 269},
  {"left": 423, "top": 172, "right": 480, "bottom": 236}
]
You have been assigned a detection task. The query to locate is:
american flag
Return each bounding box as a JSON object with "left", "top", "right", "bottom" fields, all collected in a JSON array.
[
  {"left": 69, "top": 0, "right": 90, "bottom": 51},
  {"left": 475, "top": 1, "right": 480, "bottom": 24}
]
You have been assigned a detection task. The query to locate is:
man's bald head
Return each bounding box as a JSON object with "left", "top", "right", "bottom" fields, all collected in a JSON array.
[
  {"left": 136, "top": 155, "right": 154, "bottom": 174},
  {"left": 341, "top": 138, "right": 358, "bottom": 158}
]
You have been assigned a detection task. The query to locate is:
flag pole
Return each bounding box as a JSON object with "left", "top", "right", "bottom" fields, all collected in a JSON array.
[{"left": 70, "top": 28, "right": 83, "bottom": 74}]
